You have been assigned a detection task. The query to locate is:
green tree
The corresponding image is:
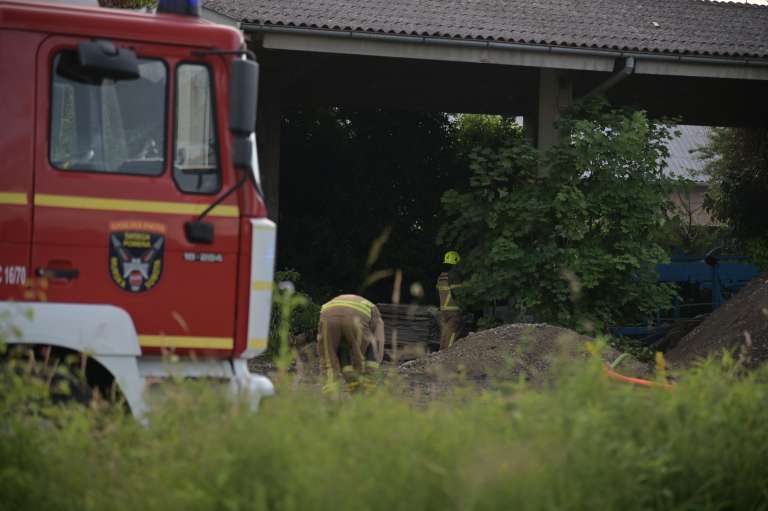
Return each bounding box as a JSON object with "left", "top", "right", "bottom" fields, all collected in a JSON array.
[
  {"left": 453, "top": 114, "right": 524, "bottom": 154},
  {"left": 278, "top": 107, "right": 463, "bottom": 303},
  {"left": 701, "top": 127, "right": 768, "bottom": 238},
  {"left": 699, "top": 127, "right": 768, "bottom": 267},
  {"left": 439, "top": 99, "right": 677, "bottom": 332}
]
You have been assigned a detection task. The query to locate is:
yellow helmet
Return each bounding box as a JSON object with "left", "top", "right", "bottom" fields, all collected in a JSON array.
[{"left": 443, "top": 251, "right": 460, "bottom": 265}]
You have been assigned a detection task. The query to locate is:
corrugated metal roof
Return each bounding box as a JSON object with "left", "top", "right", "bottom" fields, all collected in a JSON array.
[
  {"left": 204, "top": 0, "right": 768, "bottom": 59},
  {"left": 664, "top": 125, "right": 712, "bottom": 182}
]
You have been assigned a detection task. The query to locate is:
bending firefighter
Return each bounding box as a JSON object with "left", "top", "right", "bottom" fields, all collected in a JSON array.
[
  {"left": 317, "top": 294, "right": 385, "bottom": 390},
  {"left": 437, "top": 251, "right": 464, "bottom": 350}
]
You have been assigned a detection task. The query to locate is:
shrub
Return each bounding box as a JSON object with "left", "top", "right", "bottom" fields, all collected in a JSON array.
[
  {"left": 268, "top": 269, "right": 321, "bottom": 354},
  {"left": 701, "top": 127, "right": 768, "bottom": 241},
  {"left": 439, "top": 98, "right": 677, "bottom": 332},
  {"left": 2, "top": 349, "right": 768, "bottom": 510}
]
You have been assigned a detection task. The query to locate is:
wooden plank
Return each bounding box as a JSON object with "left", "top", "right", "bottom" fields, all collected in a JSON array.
[{"left": 377, "top": 303, "right": 440, "bottom": 347}]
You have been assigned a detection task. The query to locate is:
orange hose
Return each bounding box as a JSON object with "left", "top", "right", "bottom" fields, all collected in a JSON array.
[{"left": 603, "top": 364, "right": 674, "bottom": 389}]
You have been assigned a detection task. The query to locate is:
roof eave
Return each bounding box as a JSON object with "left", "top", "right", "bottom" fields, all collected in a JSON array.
[{"left": 243, "top": 22, "right": 768, "bottom": 80}]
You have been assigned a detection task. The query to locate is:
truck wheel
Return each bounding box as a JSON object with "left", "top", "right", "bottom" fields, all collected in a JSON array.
[
  {"left": 45, "top": 365, "right": 93, "bottom": 406},
  {"left": 2, "top": 346, "right": 93, "bottom": 407}
]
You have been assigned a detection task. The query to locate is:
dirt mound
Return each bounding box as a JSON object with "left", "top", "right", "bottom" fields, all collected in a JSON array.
[
  {"left": 667, "top": 272, "right": 768, "bottom": 368},
  {"left": 248, "top": 343, "right": 323, "bottom": 382},
  {"left": 398, "top": 323, "right": 647, "bottom": 391},
  {"left": 249, "top": 323, "right": 648, "bottom": 401}
]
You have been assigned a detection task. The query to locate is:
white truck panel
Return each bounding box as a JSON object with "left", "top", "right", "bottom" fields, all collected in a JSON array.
[
  {"left": 242, "top": 218, "right": 276, "bottom": 359},
  {"left": 0, "top": 301, "right": 274, "bottom": 416}
]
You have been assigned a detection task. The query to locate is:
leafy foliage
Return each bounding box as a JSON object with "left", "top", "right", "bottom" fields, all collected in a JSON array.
[
  {"left": 278, "top": 108, "right": 463, "bottom": 304},
  {"left": 701, "top": 127, "right": 768, "bottom": 239},
  {"left": 452, "top": 114, "right": 525, "bottom": 154},
  {"left": 654, "top": 214, "right": 734, "bottom": 258},
  {"left": 4, "top": 296, "right": 768, "bottom": 510},
  {"left": 268, "top": 269, "right": 320, "bottom": 354},
  {"left": 699, "top": 127, "right": 768, "bottom": 268},
  {"left": 439, "top": 99, "right": 677, "bottom": 331},
  {"left": 4, "top": 348, "right": 768, "bottom": 510}
]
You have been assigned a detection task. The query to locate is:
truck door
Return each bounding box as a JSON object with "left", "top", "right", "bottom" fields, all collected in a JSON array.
[
  {"left": 0, "top": 30, "right": 38, "bottom": 301},
  {"left": 32, "top": 36, "right": 241, "bottom": 356}
]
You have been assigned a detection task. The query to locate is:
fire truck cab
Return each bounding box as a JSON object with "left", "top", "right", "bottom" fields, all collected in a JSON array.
[{"left": 0, "top": 0, "right": 275, "bottom": 415}]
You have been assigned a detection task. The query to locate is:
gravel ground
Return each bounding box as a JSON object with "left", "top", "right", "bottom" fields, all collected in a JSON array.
[
  {"left": 251, "top": 272, "right": 768, "bottom": 397},
  {"left": 396, "top": 323, "right": 648, "bottom": 399},
  {"left": 667, "top": 271, "right": 768, "bottom": 369},
  {"left": 251, "top": 323, "right": 649, "bottom": 400}
]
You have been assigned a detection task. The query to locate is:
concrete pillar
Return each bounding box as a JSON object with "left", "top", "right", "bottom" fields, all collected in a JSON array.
[
  {"left": 522, "top": 112, "right": 537, "bottom": 146},
  {"left": 537, "top": 69, "right": 573, "bottom": 162},
  {"left": 256, "top": 81, "right": 281, "bottom": 222}
]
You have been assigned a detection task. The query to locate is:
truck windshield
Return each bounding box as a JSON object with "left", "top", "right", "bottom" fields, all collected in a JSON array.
[{"left": 50, "top": 51, "right": 166, "bottom": 175}]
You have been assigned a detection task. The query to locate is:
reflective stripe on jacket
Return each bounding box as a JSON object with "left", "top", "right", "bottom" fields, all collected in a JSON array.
[
  {"left": 320, "top": 296, "right": 374, "bottom": 319},
  {"left": 436, "top": 272, "right": 462, "bottom": 311}
]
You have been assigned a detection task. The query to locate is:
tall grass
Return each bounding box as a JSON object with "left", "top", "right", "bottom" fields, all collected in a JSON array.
[{"left": 2, "top": 345, "right": 768, "bottom": 510}]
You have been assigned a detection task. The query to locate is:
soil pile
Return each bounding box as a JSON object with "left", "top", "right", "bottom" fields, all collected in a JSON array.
[
  {"left": 249, "top": 323, "right": 648, "bottom": 400},
  {"left": 397, "top": 323, "right": 647, "bottom": 398},
  {"left": 249, "top": 343, "right": 323, "bottom": 382},
  {"left": 667, "top": 272, "right": 768, "bottom": 369}
]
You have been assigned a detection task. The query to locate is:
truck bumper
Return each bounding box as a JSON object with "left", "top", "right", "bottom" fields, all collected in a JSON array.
[
  {"left": 231, "top": 358, "right": 275, "bottom": 408},
  {"left": 138, "top": 356, "right": 274, "bottom": 412}
]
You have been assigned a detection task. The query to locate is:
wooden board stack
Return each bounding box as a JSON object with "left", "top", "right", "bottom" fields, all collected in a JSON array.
[{"left": 376, "top": 303, "right": 441, "bottom": 359}]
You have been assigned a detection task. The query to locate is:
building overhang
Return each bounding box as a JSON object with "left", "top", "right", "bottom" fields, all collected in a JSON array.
[{"left": 251, "top": 25, "right": 768, "bottom": 82}]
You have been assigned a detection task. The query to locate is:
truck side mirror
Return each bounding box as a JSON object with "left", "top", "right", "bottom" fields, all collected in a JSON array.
[
  {"left": 77, "top": 40, "right": 139, "bottom": 81},
  {"left": 229, "top": 59, "right": 259, "bottom": 135},
  {"left": 231, "top": 136, "right": 253, "bottom": 170},
  {"left": 185, "top": 220, "right": 214, "bottom": 244}
]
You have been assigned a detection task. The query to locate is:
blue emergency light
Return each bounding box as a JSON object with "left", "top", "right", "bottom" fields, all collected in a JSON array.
[{"left": 157, "top": 0, "right": 199, "bottom": 16}]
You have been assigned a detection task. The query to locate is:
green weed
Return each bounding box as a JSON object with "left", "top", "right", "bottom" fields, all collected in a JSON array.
[{"left": 2, "top": 349, "right": 768, "bottom": 510}]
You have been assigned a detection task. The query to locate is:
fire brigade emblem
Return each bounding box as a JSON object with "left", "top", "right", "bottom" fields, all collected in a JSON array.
[{"left": 109, "top": 231, "right": 165, "bottom": 293}]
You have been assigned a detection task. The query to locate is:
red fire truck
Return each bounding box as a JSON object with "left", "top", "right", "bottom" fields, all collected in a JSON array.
[{"left": 0, "top": 0, "right": 275, "bottom": 415}]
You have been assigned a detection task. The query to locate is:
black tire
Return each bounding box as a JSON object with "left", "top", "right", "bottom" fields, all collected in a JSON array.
[{"left": 2, "top": 346, "right": 93, "bottom": 407}]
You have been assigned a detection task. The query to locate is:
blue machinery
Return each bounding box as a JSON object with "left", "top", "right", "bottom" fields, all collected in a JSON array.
[{"left": 611, "top": 254, "right": 760, "bottom": 344}]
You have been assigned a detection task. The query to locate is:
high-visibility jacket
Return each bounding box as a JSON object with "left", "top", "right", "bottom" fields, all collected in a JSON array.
[
  {"left": 321, "top": 295, "right": 377, "bottom": 319},
  {"left": 436, "top": 272, "right": 463, "bottom": 349},
  {"left": 317, "top": 294, "right": 385, "bottom": 378},
  {"left": 436, "top": 272, "right": 462, "bottom": 312}
]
